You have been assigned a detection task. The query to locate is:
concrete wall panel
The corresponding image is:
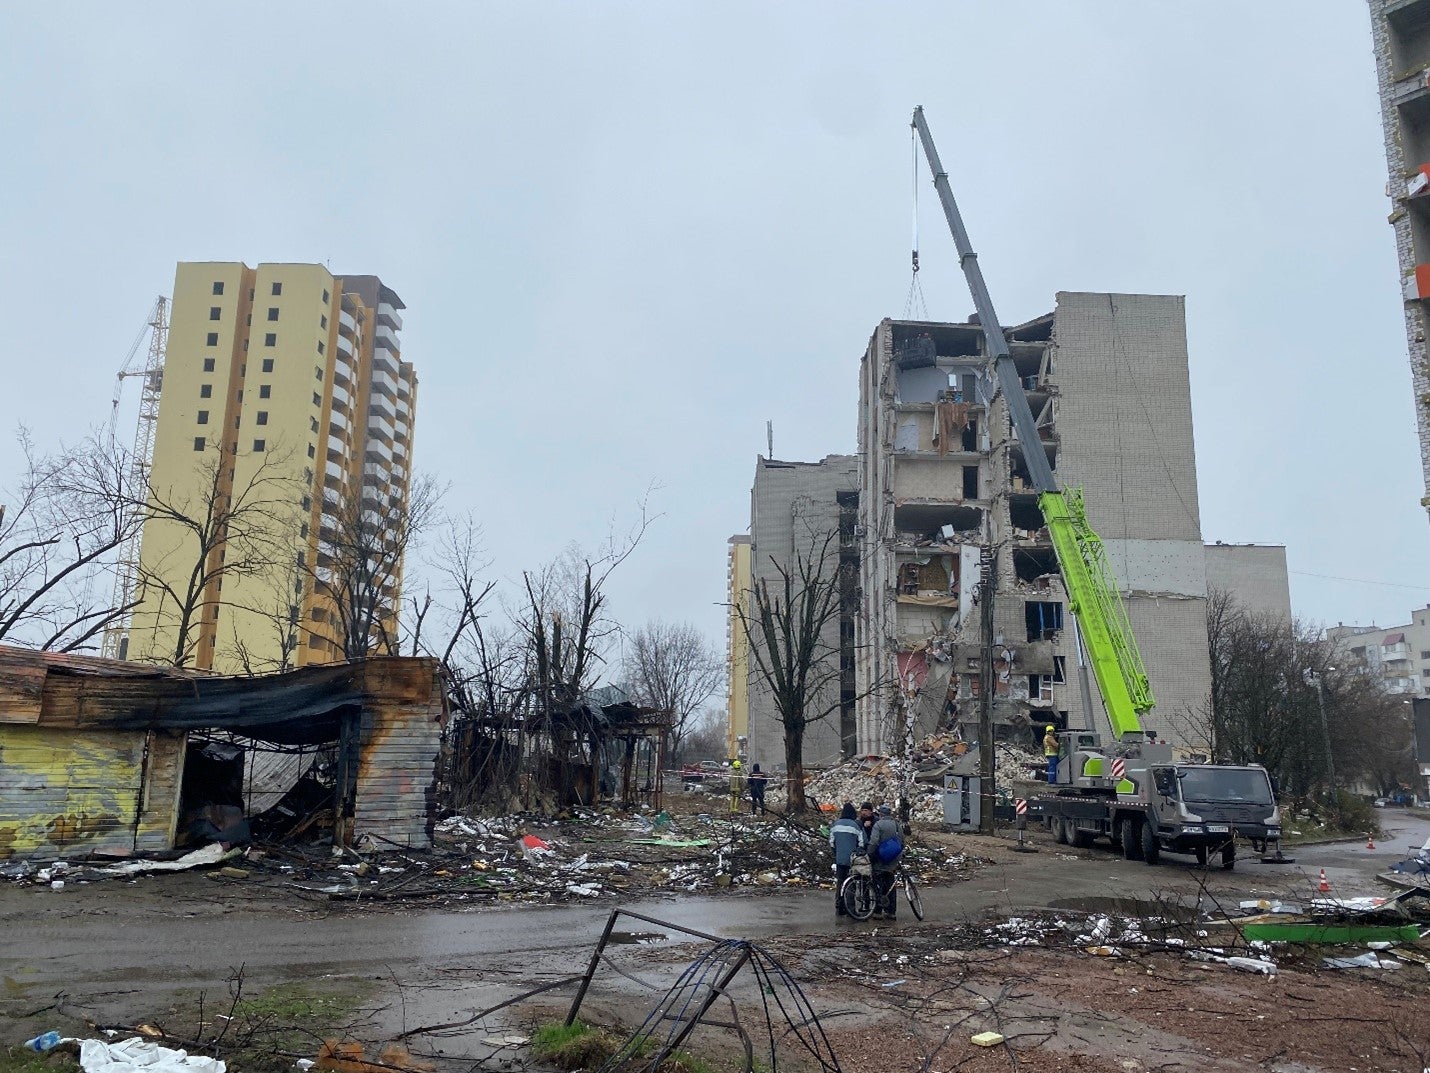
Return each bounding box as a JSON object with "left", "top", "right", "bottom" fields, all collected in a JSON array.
[
  {"left": 1204, "top": 545, "right": 1292, "bottom": 622},
  {"left": 1102, "top": 539, "right": 1208, "bottom": 598}
]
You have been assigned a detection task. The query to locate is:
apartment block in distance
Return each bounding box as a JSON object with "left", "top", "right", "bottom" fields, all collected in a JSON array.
[
  {"left": 1328, "top": 605, "right": 1430, "bottom": 697},
  {"left": 124, "top": 262, "right": 417, "bottom": 673},
  {"left": 740, "top": 455, "right": 860, "bottom": 772},
  {"left": 1369, "top": 0, "right": 1430, "bottom": 516},
  {"left": 855, "top": 293, "right": 1214, "bottom": 756}
]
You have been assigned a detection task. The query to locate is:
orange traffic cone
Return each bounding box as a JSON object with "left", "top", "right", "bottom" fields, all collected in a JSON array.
[
  {"left": 1367, "top": 833, "right": 1376, "bottom": 850},
  {"left": 1317, "top": 868, "right": 1331, "bottom": 893}
]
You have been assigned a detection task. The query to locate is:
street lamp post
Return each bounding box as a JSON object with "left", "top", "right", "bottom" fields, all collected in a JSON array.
[{"left": 1305, "top": 667, "right": 1339, "bottom": 824}]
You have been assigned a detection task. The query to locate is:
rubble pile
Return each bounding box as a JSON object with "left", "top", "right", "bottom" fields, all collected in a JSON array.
[
  {"left": 770, "top": 734, "right": 1047, "bottom": 820},
  {"left": 1, "top": 805, "right": 987, "bottom": 905}
]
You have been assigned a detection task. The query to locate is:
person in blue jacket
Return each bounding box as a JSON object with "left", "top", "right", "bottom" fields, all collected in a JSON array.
[
  {"left": 868, "top": 804, "right": 904, "bottom": 919},
  {"left": 828, "top": 802, "right": 865, "bottom": 917}
]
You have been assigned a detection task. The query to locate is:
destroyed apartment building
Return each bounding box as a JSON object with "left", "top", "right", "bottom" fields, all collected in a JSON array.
[
  {"left": 0, "top": 646, "right": 445, "bottom": 861},
  {"left": 731, "top": 294, "right": 1277, "bottom": 768},
  {"left": 854, "top": 292, "right": 1218, "bottom": 755}
]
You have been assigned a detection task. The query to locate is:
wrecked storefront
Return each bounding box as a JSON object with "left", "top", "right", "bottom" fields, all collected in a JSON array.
[
  {"left": 0, "top": 647, "right": 444, "bottom": 860},
  {"left": 445, "top": 685, "right": 674, "bottom": 814}
]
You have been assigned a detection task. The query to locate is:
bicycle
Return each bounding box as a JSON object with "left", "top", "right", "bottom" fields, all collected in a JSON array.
[{"left": 839, "top": 854, "right": 924, "bottom": 921}]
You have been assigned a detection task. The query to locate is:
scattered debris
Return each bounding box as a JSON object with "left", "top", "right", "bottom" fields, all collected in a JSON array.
[
  {"left": 105, "top": 845, "right": 242, "bottom": 877},
  {"left": 777, "top": 735, "right": 1042, "bottom": 820},
  {"left": 314, "top": 1039, "right": 434, "bottom": 1073},
  {"left": 1322, "top": 951, "right": 1404, "bottom": 970},
  {"left": 564, "top": 909, "right": 843, "bottom": 1073},
  {"left": 78, "top": 1037, "right": 226, "bottom": 1073}
]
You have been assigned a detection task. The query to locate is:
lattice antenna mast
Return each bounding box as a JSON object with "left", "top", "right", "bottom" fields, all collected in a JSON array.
[{"left": 101, "top": 296, "right": 168, "bottom": 660}]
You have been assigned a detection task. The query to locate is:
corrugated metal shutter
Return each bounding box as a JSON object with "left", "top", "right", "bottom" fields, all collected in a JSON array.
[
  {"left": 0, "top": 727, "right": 146, "bottom": 859},
  {"left": 352, "top": 703, "right": 440, "bottom": 850}
]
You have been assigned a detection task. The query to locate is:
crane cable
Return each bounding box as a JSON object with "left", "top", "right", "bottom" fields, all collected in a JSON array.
[{"left": 905, "top": 123, "right": 928, "bottom": 320}]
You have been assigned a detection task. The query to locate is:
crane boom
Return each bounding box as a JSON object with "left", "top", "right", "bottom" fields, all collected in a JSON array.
[
  {"left": 910, "top": 106, "right": 1153, "bottom": 738},
  {"left": 910, "top": 109, "right": 1055, "bottom": 493}
]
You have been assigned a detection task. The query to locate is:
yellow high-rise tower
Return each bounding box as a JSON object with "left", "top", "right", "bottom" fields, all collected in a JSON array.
[
  {"left": 725, "top": 534, "right": 751, "bottom": 760},
  {"left": 123, "top": 262, "right": 418, "bottom": 672}
]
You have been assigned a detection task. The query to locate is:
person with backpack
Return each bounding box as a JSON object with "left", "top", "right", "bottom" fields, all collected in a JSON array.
[
  {"left": 828, "top": 802, "right": 865, "bottom": 917},
  {"left": 868, "top": 803, "right": 904, "bottom": 920}
]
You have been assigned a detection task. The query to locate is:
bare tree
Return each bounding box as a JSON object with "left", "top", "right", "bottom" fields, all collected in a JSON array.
[
  {"left": 432, "top": 497, "right": 656, "bottom": 811},
  {"left": 0, "top": 431, "right": 141, "bottom": 652},
  {"left": 424, "top": 514, "right": 498, "bottom": 667},
  {"left": 314, "top": 472, "right": 442, "bottom": 660},
  {"left": 518, "top": 547, "right": 619, "bottom": 717},
  {"left": 130, "top": 446, "right": 298, "bottom": 667},
  {"left": 1202, "top": 587, "right": 1414, "bottom": 807},
  {"left": 736, "top": 527, "right": 847, "bottom": 813},
  {"left": 230, "top": 547, "right": 310, "bottom": 674},
  {"left": 622, "top": 620, "right": 724, "bottom": 758},
  {"left": 675, "top": 706, "right": 726, "bottom": 767},
  {"left": 516, "top": 499, "right": 656, "bottom": 714}
]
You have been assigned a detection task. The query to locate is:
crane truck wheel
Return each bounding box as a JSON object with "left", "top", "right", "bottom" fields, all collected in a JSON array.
[
  {"left": 1140, "top": 820, "right": 1160, "bottom": 865},
  {"left": 1119, "top": 817, "right": 1143, "bottom": 860},
  {"left": 1194, "top": 845, "right": 1209, "bottom": 868},
  {"left": 1220, "top": 841, "right": 1236, "bottom": 871},
  {"left": 1053, "top": 816, "right": 1070, "bottom": 845}
]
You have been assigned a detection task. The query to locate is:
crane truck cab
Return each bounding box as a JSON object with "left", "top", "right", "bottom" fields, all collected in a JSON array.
[
  {"left": 1037, "top": 734, "right": 1282, "bottom": 869},
  {"left": 1144, "top": 763, "right": 1281, "bottom": 866}
]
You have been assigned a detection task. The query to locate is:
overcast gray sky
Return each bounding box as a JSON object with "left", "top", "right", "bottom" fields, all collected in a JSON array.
[{"left": 2, "top": 2, "right": 1426, "bottom": 655}]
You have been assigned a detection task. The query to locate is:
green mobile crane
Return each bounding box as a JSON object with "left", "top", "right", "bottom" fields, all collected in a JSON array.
[{"left": 912, "top": 107, "right": 1284, "bottom": 868}]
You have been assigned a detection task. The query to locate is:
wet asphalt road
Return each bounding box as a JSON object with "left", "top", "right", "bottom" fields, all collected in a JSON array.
[{"left": 1, "top": 808, "right": 1425, "bottom": 1034}]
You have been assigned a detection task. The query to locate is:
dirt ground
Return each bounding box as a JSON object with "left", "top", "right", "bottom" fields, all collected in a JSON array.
[
  {"left": 805, "top": 938, "right": 1430, "bottom": 1073},
  {"left": 3, "top": 809, "right": 1429, "bottom": 1072}
]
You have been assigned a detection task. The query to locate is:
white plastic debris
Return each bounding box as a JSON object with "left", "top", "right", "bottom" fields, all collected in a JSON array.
[
  {"left": 102, "top": 844, "right": 234, "bottom": 877},
  {"left": 79, "top": 1037, "right": 225, "bottom": 1073},
  {"left": 1310, "top": 896, "right": 1387, "bottom": 913},
  {"left": 1323, "top": 952, "right": 1401, "bottom": 970},
  {"left": 564, "top": 883, "right": 600, "bottom": 898},
  {"left": 1223, "top": 956, "right": 1277, "bottom": 976},
  {"left": 1238, "top": 899, "right": 1298, "bottom": 915}
]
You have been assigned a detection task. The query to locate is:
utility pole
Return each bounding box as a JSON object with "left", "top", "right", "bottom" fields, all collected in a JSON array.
[
  {"left": 979, "top": 548, "right": 996, "bottom": 834},
  {"left": 1306, "top": 668, "right": 1340, "bottom": 824}
]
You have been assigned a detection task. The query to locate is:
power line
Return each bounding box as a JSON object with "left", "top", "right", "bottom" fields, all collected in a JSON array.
[{"left": 1290, "top": 569, "right": 1430, "bottom": 592}]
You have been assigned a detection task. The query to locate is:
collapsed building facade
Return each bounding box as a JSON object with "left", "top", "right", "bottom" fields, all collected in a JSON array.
[{"left": 855, "top": 293, "right": 1216, "bottom": 754}]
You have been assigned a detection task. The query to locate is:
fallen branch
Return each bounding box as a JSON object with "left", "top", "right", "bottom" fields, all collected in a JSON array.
[{"left": 390, "top": 975, "right": 583, "bottom": 1041}]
